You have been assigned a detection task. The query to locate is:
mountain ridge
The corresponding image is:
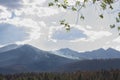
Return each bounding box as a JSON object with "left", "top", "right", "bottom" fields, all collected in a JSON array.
[
  {"left": 0, "top": 44, "right": 75, "bottom": 73},
  {"left": 0, "top": 44, "right": 120, "bottom": 73},
  {"left": 1, "top": 44, "right": 120, "bottom": 60},
  {"left": 53, "top": 47, "right": 120, "bottom": 60}
]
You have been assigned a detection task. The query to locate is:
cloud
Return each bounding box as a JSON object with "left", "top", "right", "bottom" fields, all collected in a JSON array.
[
  {"left": 12, "top": 18, "right": 41, "bottom": 40},
  {"left": 113, "top": 37, "right": 120, "bottom": 43},
  {"left": 22, "top": 0, "right": 46, "bottom": 6},
  {"left": 49, "top": 26, "right": 87, "bottom": 41},
  {"left": 0, "top": 23, "right": 29, "bottom": 45},
  {"left": 85, "top": 30, "right": 112, "bottom": 41},
  {"left": 0, "top": 6, "right": 12, "bottom": 20},
  {"left": 49, "top": 25, "right": 112, "bottom": 42},
  {"left": 19, "top": 7, "right": 59, "bottom": 17},
  {"left": 74, "top": 25, "right": 112, "bottom": 42},
  {"left": 0, "top": 17, "right": 42, "bottom": 45}
]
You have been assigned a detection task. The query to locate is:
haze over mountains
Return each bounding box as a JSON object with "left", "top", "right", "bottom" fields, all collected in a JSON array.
[{"left": 0, "top": 44, "right": 120, "bottom": 73}]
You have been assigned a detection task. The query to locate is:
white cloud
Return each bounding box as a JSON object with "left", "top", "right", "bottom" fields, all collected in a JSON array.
[
  {"left": 115, "top": 46, "right": 120, "bottom": 51},
  {"left": 22, "top": 0, "right": 46, "bottom": 5},
  {"left": 15, "top": 7, "right": 59, "bottom": 17},
  {"left": 85, "top": 30, "right": 112, "bottom": 41},
  {"left": 0, "top": 6, "right": 11, "bottom": 20},
  {"left": 0, "top": 18, "right": 42, "bottom": 44},
  {"left": 48, "top": 25, "right": 112, "bottom": 43},
  {"left": 86, "top": 25, "right": 92, "bottom": 29},
  {"left": 75, "top": 25, "right": 112, "bottom": 41},
  {"left": 12, "top": 18, "right": 41, "bottom": 40},
  {"left": 12, "top": 0, "right": 60, "bottom": 18},
  {"left": 113, "top": 37, "right": 120, "bottom": 43}
]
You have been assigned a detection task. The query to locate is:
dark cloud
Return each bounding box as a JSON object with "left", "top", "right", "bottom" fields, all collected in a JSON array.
[
  {"left": 0, "top": 0, "right": 22, "bottom": 9},
  {"left": 51, "top": 28, "right": 87, "bottom": 40},
  {"left": 0, "top": 23, "right": 29, "bottom": 45}
]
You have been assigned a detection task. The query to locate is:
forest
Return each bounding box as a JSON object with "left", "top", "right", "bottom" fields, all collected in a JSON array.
[{"left": 0, "top": 69, "right": 120, "bottom": 80}]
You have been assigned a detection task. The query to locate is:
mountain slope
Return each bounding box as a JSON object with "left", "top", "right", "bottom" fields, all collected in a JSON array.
[
  {"left": 0, "top": 44, "right": 75, "bottom": 73},
  {"left": 52, "top": 48, "right": 81, "bottom": 59},
  {"left": 0, "top": 44, "right": 20, "bottom": 53},
  {"left": 59, "top": 59, "right": 120, "bottom": 72}
]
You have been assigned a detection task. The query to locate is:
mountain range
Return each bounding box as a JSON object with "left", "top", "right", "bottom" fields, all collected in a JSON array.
[
  {"left": 0, "top": 44, "right": 120, "bottom": 74},
  {"left": 53, "top": 48, "right": 120, "bottom": 59}
]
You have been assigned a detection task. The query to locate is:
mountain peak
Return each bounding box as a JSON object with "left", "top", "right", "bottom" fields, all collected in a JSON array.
[
  {"left": 58, "top": 48, "right": 79, "bottom": 54},
  {"left": 54, "top": 48, "right": 80, "bottom": 59},
  {"left": 88, "top": 48, "right": 105, "bottom": 53},
  {"left": 59, "top": 48, "right": 72, "bottom": 51},
  {"left": 96, "top": 48, "right": 105, "bottom": 51},
  {"left": 0, "top": 44, "right": 19, "bottom": 53},
  {"left": 18, "top": 44, "right": 38, "bottom": 49},
  {"left": 106, "top": 48, "right": 120, "bottom": 53},
  {"left": 21, "top": 44, "right": 33, "bottom": 48},
  {"left": 18, "top": 44, "right": 40, "bottom": 52},
  {"left": 107, "top": 48, "right": 115, "bottom": 51}
]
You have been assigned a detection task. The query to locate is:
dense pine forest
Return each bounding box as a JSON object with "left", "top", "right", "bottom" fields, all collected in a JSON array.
[{"left": 0, "top": 69, "right": 119, "bottom": 80}]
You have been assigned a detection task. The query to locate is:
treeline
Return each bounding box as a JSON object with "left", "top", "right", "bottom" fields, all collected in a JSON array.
[{"left": 0, "top": 69, "right": 120, "bottom": 80}]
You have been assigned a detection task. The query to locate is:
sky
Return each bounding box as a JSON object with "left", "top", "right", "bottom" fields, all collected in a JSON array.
[{"left": 0, "top": 0, "right": 120, "bottom": 52}]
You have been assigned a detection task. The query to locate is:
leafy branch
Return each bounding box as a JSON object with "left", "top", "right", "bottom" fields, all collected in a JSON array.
[{"left": 48, "top": 0, "right": 120, "bottom": 34}]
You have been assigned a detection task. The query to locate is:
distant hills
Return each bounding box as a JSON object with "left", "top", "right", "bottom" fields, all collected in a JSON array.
[
  {"left": 53, "top": 47, "right": 120, "bottom": 59},
  {"left": 0, "top": 44, "right": 120, "bottom": 74}
]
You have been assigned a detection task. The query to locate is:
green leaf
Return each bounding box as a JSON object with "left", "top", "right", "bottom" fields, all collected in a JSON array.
[
  {"left": 57, "top": 4, "right": 61, "bottom": 8},
  {"left": 80, "top": 15, "right": 85, "bottom": 20},
  {"left": 100, "top": 2, "right": 106, "bottom": 10},
  {"left": 66, "top": 28, "right": 70, "bottom": 31},
  {"left": 64, "top": 23, "right": 70, "bottom": 31},
  {"left": 64, "top": 0, "right": 68, "bottom": 4},
  {"left": 72, "top": 6, "right": 77, "bottom": 11},
  {"left": 93, "top": 0, "right": 96, "bottom": 4},
  {"left": 54, "top": 0, "right": 58, "bottom": 2},
  {"left": 118, "top": 27, "right": 120, "bottom": 31},
  {"left": 109, "top": 5, "right": 113, "bottom": 9},
  {"left": 65, "top": 23, "right": 68, "bottom": 26},
  {"left": 65, "top": 25, "right": 70, "bottom": 31},
  {"left": 48, "top": 2, "right": 54, "bottom": 7},
  {"left": 118, "top": 12, "right": 120, "bottom": 18},
  {"left": 104, "top": 0, "right": 113, "bottom": 4},
  {"left": 60, "top": 20, "right": 65, "bottom": 25},
  {"left": 84, "top": 0, "right": 88, "bottom": 3},
  {"left": 116, "top": 17, "right": 120, "bottom": 23},
  {"left": 62, "top": 4, "right": 67, "bottom": 9},
  {"left": 110, "top": 24, "right": 115, "bottom": 28},
  {"left": 99, "top": 14, "right": 104, "bottom": 19}
]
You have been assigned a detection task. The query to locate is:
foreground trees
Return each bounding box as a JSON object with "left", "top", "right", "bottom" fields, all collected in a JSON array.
[{"left": 0, "top": 69, "right": 120, "bottom": 80}]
